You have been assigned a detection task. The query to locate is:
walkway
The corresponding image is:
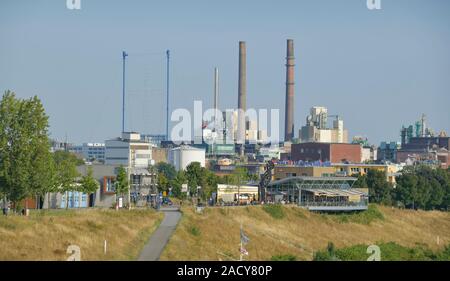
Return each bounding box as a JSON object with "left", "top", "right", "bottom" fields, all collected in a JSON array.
[{"left": 137, "top": 206, "right": 181, "bottom": 261}]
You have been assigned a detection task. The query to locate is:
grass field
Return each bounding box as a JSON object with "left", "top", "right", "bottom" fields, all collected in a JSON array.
[
  {"left": 160, "top": 204, "right": 450, "bottom": 261},
  {"left": 0, "top": 208, "right": 163, "bottom": 261}
]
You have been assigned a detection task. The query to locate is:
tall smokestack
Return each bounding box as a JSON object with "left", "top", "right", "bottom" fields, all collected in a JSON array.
[
  {"left": 284, "top": 39, "right": 295, "bottom": 142},
  {"left": 237, "top": 41, "right": 247, "bottom": 151}
]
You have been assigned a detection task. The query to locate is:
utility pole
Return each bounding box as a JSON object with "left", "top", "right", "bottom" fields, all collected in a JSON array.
[
  {"left": 166, "top": 50, "right": 170, "bottom": 140},
  {"left": 122, "top": 51, "right": 128, "bottom": 133}
]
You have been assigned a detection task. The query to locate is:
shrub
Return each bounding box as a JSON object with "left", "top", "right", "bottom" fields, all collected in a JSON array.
[{"left": 188, "top": 225, "right": 201, "bottom": 236}]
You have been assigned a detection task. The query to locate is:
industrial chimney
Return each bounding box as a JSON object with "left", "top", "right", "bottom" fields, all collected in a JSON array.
[
  {"left": 237, "top": 41, "right": 247, "bottom": 151},
  {"left": 284, "top": 39, "right": 295, "bottom": 142},
  {"left": 214, "top": 67, "right": 219, "bottom": 128}
]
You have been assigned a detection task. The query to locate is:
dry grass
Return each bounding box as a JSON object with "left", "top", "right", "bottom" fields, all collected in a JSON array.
[
  {"left": 160, "top": 205, "right": 450, "bottom": 261},
  {"left": 0, "top": 208, "right": 163, "bottom": 261}
]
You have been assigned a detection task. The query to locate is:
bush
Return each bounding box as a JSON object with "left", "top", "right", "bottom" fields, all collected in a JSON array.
[
  {"left": 270, "top": 254, "right": 297, "bottom": 261},
  {"left": 262, "top": 204, "right": 285, "bottom": 219},
  {"left": 313, "top": 241, "right": 450, "bottom": 261},
  {"left": 188, "top": 225, "right": 201, "bottom": 236},
  {"left": 333, "top": 204, "right": 384, "bottom": 225}
]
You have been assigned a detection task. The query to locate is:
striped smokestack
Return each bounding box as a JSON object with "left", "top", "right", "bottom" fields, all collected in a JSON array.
[
  {"left": 237, "top": 41, "right": 247, "bottom": 149},
  {"left": 284, "top": 39, "right": 295, "bottom": 142}
]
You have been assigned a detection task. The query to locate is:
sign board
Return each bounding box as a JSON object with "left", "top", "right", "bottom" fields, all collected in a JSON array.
[
  {"left": 118, "top": 197, "right": 123, "bottom": 208},
  {"left": 181, "top": 184, "right": 188, "bottom": 193}
]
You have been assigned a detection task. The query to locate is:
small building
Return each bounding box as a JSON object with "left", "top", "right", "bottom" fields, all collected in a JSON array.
[{"left": 217, "top": 184, "right": 259, "bottom": 204}]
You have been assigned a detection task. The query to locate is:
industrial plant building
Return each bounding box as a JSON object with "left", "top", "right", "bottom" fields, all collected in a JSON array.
[
  {"left": 168, "top": 145, "right": 206, "bottom": 171},
  {"left": 291, "top": 142, "right": 362, "bottom": 163},
  {"left": 299, "top": 107, "right": 348, "bottom": 143},
  {"left": 105, "top": 132, "right": 153, "bottom": 168}
]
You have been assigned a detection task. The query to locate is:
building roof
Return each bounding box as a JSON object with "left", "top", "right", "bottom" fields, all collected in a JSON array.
[{"left": 268, "top": 176, "right": 357, "bottom": 187}]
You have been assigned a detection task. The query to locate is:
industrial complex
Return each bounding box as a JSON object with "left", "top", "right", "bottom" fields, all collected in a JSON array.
[{"left": 17, "top": 38, "right": 448, "bottom": 213}]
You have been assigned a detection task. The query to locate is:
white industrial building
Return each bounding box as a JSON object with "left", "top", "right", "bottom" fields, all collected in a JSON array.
[
  {"left": 105, "top": 132, "right": 153, "bottom": 168},
  {"left": 168, "top": 145, "right": 205, "bottom": 171}
]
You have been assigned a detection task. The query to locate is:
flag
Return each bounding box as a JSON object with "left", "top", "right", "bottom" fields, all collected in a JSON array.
[
  {"left": 240, "top": 247, "right": 249, "bottom": 256},
  {"left": 240, "top": 228, "right": 250, "bottom": 244}
]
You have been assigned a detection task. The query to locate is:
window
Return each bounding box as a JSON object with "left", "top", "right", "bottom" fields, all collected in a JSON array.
[{"left": 104, "top": 177, "right": 116, "bottom": 193}]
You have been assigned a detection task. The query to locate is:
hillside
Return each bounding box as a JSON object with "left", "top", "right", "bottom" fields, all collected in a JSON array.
[
  {"left": 0, "top": 209, "right": 163, "bottom": 261},
  {"left": 160, "top": 204, "right": 450, "bottom": 261}
]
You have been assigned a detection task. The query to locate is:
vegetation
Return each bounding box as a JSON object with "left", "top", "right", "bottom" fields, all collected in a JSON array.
[
  {"left": 330, "top": 204, "right": 384, "bottom": 225},
  {"left": 160, "top": 204, "right": 450, "bottom": 261},
  {"left": 0, "top": 208, "right": 163, "bottom": 260},
  {"left": 353, "top": 166, "right": 450, "bottom": 211},
  {"left": 262, "top": 204, "right": 285, "bottom": 219},
  {"left": 0, "top": 91, "right": 89, "bottom": 210},
  {"left": 114, "top": 166, "right": 129, "bottom": 206},
  {"left": 313, "top": 241, "right": 450, "bottom": 261}
]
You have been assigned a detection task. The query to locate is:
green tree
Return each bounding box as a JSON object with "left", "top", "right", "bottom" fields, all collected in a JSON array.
[
  {"left": 155, "top": 162, "right": 177, "bottom": 181},
  {"left": 80, "top": 166, "right": 99, "bottom": 195},
  {"left": 230, "top": 167, "right": 248, "bottom": 205},
  {"left": 115, "top": 166, "right": 129, "bottom": 207},
  {"left": 366, "top": 170, "right": 393, "bottom": 205},
  {"left": 53, "top": 151, "right": 80, "bottom": 209},
  {"left": 171, "top": 170, "right": 187, "bottom": 199},
  {"left": 0, "top": 91, "right": 54, "bottom": 210},
  {"left": 157, "top": 172, "right": 170, "bottom": 192},
  {"left": 186, "top": 162, "right": 203, "bottom": 197}
]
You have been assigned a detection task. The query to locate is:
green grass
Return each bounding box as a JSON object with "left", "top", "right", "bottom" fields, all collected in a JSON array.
[
  {"left": 262, "top": 204, "right": 285, "bottom": 219},
  {"left": 313, "top": 242, "right": 450, "bottom": 261},
  {"left": 331, "top": 204, "right": 384, "bottom": 225}
]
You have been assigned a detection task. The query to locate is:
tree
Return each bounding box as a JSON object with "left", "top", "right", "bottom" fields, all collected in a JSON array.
[
  {"left": 230, "top": 167, "right": 248, "bottom": 205},
  {"left": 80, "top": 166, "right": 99, "bottom": 195},
  {"left": 171, "top": 170, "right": 187, "bottom": 199},
  {"left": 115, "top": 166, "right": 129, "bottom": 208},
  {"left": 157, "top": 172, "right": 170, "bottom": 192},
  {"left": 53, "top": 151, "right": 80, "bottom": 209},
  {"left": 155, "top": 162, "right": 177, "bottom": 181},
  {"left": 186, "top": 162, "right": 203, "bottom": 197},
  {"left": 0, "top": 91, "right": 54, "bottom": 210},
  {"left": 366, "top": 170, "right": 393, "bottom": 205}
]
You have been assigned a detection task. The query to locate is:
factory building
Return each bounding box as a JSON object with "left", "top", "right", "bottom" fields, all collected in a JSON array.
[
  {"left": 299, "top": 107, "right": 348, "bottom": 143},
  {"left": 397, "top": 135, "right": 449, "bottom": 168},
  {"left": 291, "top": 143, "right": 361, "bottom": 163},
  {"left": 168, "top": 145, "right": 205, "bottom": 171},
  {"left": 377, "top": 141, "right": 398, "bottom": 163},
  {"left": 105, "top": 132, "right": 153, "bottom": 168}
]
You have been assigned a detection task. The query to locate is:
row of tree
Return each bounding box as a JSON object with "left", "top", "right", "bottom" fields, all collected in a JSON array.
[
  {"left": 0, "top": 91, "right": 99, "bottom": 210},
  {"left": 353, "top": 166, "right": 450, "bottom": 210},
  {"left": 154, "top": 162, "right": 254, "bottom": 202}
]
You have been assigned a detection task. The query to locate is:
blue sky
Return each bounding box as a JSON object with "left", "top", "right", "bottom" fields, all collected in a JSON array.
[{"left": 1, "top": 0, "right": 449, "bottom": 144}]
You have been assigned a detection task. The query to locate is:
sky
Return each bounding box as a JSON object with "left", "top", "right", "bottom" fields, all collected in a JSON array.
[{"left": 0, "top": 0, "right": 449, "bottom": 145}]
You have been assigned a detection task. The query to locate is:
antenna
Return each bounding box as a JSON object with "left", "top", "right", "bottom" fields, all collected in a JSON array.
[
  {"left": 122, "top": 51, "right": 128, "bottom": 133},
  {"left": 166, "top": 50, "right": 170, "bottom": 140}
]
